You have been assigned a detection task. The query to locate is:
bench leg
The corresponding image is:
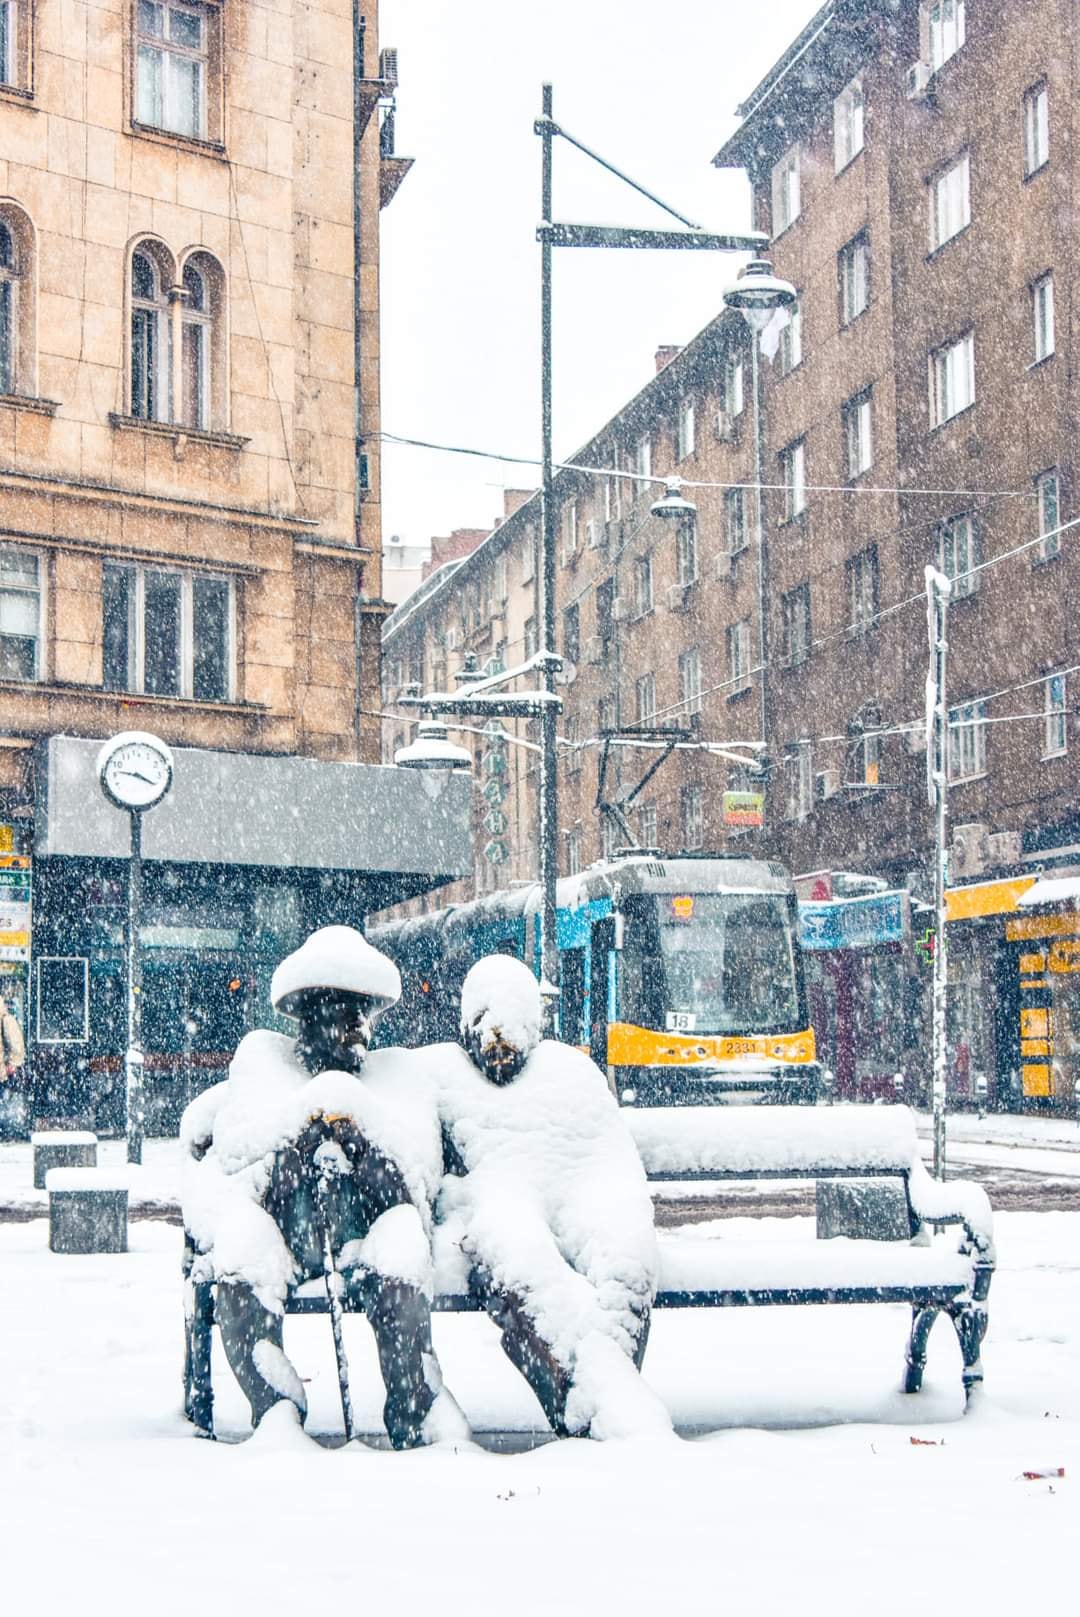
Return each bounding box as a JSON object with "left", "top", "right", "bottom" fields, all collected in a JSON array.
[
  {"left": 184, "top": 1277, "right": 216, "bottom": 1436},
  {"left": 902, "top": 1304, "right": 939, "bottom": 1394},
  {"left": 947, "top": 1299, "right": 988, "bottom": 1405}
]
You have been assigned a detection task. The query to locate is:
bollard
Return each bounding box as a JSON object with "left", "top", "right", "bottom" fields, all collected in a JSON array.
[
  {"left": 975, "top": 1074, "right": 988, "bottom": 1121},
  {"left": 46, "top": 1167, "right": 129, "bottom": 1254},
  {"left": 32, "top": 1130, "right": 98, "bottom": 1190}
]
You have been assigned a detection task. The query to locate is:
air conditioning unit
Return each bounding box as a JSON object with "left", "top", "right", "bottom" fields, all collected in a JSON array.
[
  {"left": 610, "top": 596, "right": 629, "bottom": 623},
  {"left": 380, "top": 48, "right": 399, "bottom": 87},
  {"left": 585, "top": 518, "right": 603, "bottom": 550},
  {"left": 715, "top": 410, "right": 737, "bottom": 444},
  {"left": 951, "top": 822, "right": 990, "bottom": 881},
  {"left": 987, "top": 830, "right": 1022, "bottom": 868},
  {"left": 815, "top": 768, "right": 841, "bottom": 803},
  {"left": 714, "top": 551, "right": 736, "bottom": 582},
  {"left": 905, "top": 60, "right": 931, "bottom": 100},
  {"left": 585, "top": 635, "right": 605, "bottom": 665},
  {"left": 445, "top": 627, "right": 461, "bottom": 651},
  {"left": 666, "top": 583, "right": 689, "bottom": 613}
]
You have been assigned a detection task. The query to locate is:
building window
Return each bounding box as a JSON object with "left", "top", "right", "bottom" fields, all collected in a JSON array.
[
  {"left": 523, "top": 615, "right": 538, "bottom": 659},
  {"left": 679, "top": 646, "right": 701, "bottom": 717},
  {"left": 847, "top": 544, "right": 880, "bottom": 633},
  {"left": 564, "top": 713, "right": 582, "bottom": 778},
  {"left": 633, "top": 553, "right": 653, "bottom": 618},
  {"left": 779, "top": 439, "right": 806, "bottom": 521},
  {"left": 567, "top": 829, "right": 582, "bottom": 876},
  {"left": 181, "top": 257, "right": 213, "bottom": 428},
  {"left": 0, "top": 218, "right": 17, "bottom": 394},
  {"left": 102, "top": 563, "right": 233, "bottom": 701},
  {"left": 785, "top": 744, "right": 813, "bottom": 823},
  {"left": 1024, "top": 83, "right": 1049, "bottom": 176},
  {"left": 771, "top": 147, "right": 800, "bottom": 235},
  {"left": 596, "top": 578, "right": 614, "bottom": 657},
  {"left": 598, "top": 693, "right": 616, "bottom": 736},
  {"left": 834, "top": 77, "right": 865, "bottom": 171},
  {"left": 723, "top": 354, "right": 745, "bottom": 416},
  {"left": 1044, "top": 673, "right": 1067, "bottom": 759},
  {"left": 562, "top": 602, "right": 580, "bottom": 666},
  {"left": 676, "top": 398, "right": 695, "bottom": 462},
  {"left": 521, "top": 533, "right": 536, "bottom": 583},
  {"left": 726, "top": 486, "right": 747, "bottom": 553},
  {"left": 781, "top": 582, "right": 811, "bottom": 666},
  {"left": 1035, "top": 468, "right": 1060, "bottom": 560},
  {"left": 929, "top": 331, "right": 974, "bottom": 426},
  {"left": 777, "top": 301, "right": 802, "bottom": 375},
  {"left": 0, "top": 1, "right": 15, "bottom": 86},
  {"left": 638, "top": 803, "right": 657, "bottom": 849},
  {"left": 948, "top": 698, "right": 986, "bottom": 782},
  {"left": 130, "top": 248, "right": 169, "bottom": 421},
  {"left": 676, "top": 521, "right": 698, "bottom": 587},
  {"left": 927, "top": 0, "right": 965, "bottom": 72},
  {"left": 0, "top": 545, "right": 41, "bottom": 679},
  {"left": 635, "top": 672, "right": 656, "bottom": 725},
  {"left": 727, "top": 620, "right": 750, "bottom": 691},
  {"left": 560, "top": 500, "right": 578, "bottom": 565},
  {"left": 680, "top": 784, "right": 704, "bottom": 850},
  {"left": 844, "top": 390, "right": 873, "bottom": 478},
  {"left": 939, "top": 513, "right": 978, "bottom": 598},
  {"left": 634, "top": 434, "right": 651, "bottom": 484},
  {"left": 136, "top": 0, "right": 209, "bottom": 139},
  {"left": 839, "top": 235, "right": 869, "bottom": 325},
  {"left": 1032, "top": 273, "right": 1055, "bottom": 363},
  {"left": 929, "top": 154, "right": 970, "bottom": 253},
  {"left": 0, "top": 206, "right": 34, "bottom": 396}
]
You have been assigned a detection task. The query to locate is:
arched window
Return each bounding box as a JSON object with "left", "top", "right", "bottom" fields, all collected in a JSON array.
[
  {"left": 0, "top": 221, "right": 16, "bottom": 395},
  {"left": 180, "top": 259, "right": 210, "bottom": 428},
  {"left": 131, "top": 248, "right": 169, "bottom": 420}
]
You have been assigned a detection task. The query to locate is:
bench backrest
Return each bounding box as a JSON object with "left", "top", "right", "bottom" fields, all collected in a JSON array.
[{"left": 626, "top": 1103, "right": 920, "bottom": 1181}]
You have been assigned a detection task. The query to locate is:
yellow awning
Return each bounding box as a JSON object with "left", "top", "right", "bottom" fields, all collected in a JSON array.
[{"left": 945, "top": 876, "right": 1037, "bottom": 922}]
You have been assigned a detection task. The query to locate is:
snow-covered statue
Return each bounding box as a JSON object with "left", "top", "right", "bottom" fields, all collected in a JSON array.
[
  {"left": 181, "top": 926, "right": 462, "bottom": 1448},
  {"left": 434, "top": 954, "right": 670, "bottom": 1439}
]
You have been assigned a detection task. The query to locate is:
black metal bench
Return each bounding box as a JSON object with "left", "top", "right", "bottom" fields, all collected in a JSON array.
[{"left": 183, "top": 1104, "right": 994, "bottom": 1438}]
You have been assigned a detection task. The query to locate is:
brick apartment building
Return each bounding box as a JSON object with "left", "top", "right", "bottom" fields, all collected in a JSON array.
[
  {"left": 0, "top": 0, "right": 471, "bottom": 1128},
  {"left": 381, "top": 0, "right": 1078, "bottom": 1109}
]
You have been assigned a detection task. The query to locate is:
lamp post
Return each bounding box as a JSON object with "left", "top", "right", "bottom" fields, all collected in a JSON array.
[
  {"left": 722, "top": 260, "right": 798, "bottom": 792},
  {"left": 96, "top": 731, "right": 174, "bottom": 1165}
]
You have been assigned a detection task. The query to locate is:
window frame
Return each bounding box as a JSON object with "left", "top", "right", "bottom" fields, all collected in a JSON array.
[
  {"left": 844, "top": 389, "right": 873, "bottom": 480},
  {"left": 633, "top": 552, "right": 653, "bottom": 618},
  {"left": 928, "top": 152, "right": 971, "bottom": 253},
  {"left": 779, "top": 438, "right": 807, "bottom": 522},
  {"left": 781, "top": 581, "right": 811, "bottom": 667},
  {"left": 679, "top": 646, "right": 701, "bottom": 717},
  {"left": 847, "top": 543, "right": 880, "bottom": 634},
  {"left": 834, "top": 76, "right": 865, "bottom": 173},
  {"left": 948, "top": 697, "right": 987, "bottom": 783},
  {"left": 929, "top": 330, "right": 975, "bottom": 428},
  {"left": 1043, "top": 673, "right": 1067, "bottom": 760},
  {"left": 777, "top": 300, "right": 802, "bottom": 376},
  {"left": 771, "top": 146, "right": 801, "bottom": 237},
  {"left": 723, "top": 354, "right": 745, "bottom": 417},
  {"left": 1024, "top": 82, "right": 1049, "bottom": 178},
  {"left": 102, "top": 560, "right": 235, "bottom": 703},
  {"left": 839, "top": 234, "right": 870, "bottom": 326},
  {"left": 926, "top": 0, "right": 966, "bottom": 73},
  {"left": 635, "top": 671, "right": 656, "bottom": 725},
  {"left": 727, "top": 619, "right": 751, "bottom": 691},
  {"left": 725, "top": 485, "right": 747, "bottom": 553},
  {"left": 1035, "top": 468, "right": 1060, "bottom": 560},
  {"left": 680, "top": 783, "right": 704, "bottom": 851},
  {"left": 676, "top": 398, "right": 695, "bottom": 462},
  {"left": 0, "top": 542, "right": 44, "bottom": 681},
  {"left": 133, "top": 0, "right": 220, "bottom": 146},
  {"left": 939, "top": 513, "right": 979, "bottom": 599},
  {"left": 1032, "top": 272, "right": 1055, "bottom": 364},
  {"left": 676, "top": 521, "right": 698, "bottom": 588}
]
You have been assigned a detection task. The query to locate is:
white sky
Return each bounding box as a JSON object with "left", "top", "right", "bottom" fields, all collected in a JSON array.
[{"left": 378, "top": 0, "right": 822, "bottom": 551}]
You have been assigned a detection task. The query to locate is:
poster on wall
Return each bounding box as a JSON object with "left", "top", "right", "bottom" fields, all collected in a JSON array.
[{"left": 0, "top": 851, "right": 31, "bottom": 963}]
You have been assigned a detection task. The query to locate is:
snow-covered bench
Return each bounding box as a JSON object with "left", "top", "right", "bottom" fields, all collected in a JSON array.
[{"left": 183, "top": 1104, "right": 994, "bottom": 1435}]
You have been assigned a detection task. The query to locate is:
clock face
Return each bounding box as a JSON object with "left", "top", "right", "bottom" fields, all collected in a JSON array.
[{"left": 100, "top": 738, "right": 173, "bottom": 811}]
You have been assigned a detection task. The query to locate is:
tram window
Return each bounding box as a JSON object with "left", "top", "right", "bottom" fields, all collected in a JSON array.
[
  {"left": 37, "top": 957, "right": 89, "bottom": 1043},
  {"left": 560, "top": 948, "right": 586, "bottom": 1046}
]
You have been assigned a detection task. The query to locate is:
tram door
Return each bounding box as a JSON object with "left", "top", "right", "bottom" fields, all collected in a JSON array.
[{"left": 589, "top": 918, "right": 615, "bottom": 1073}]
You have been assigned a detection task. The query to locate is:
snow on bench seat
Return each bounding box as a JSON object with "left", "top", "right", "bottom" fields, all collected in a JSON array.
[
  {"left": 655, "top": 1231, "right": 975, "bottom": 1299},
  {"left": 626, "top": 1103, "right": 919, "bottom": 1179}
]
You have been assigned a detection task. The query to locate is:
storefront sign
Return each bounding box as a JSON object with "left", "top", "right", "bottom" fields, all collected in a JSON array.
[
  {"left": 799, "top": 890, "right": 909, "bottom": 952},
  {"left": 722, "top": 791, "right": 764, "bottom": 828},
  {"left": 0, "top": 857, "right": 31, "bottom": 961}
]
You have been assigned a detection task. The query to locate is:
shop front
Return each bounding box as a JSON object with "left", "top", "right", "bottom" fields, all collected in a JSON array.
[{"left": 28, "top": 736, "right": 473, "bottom": 1132}]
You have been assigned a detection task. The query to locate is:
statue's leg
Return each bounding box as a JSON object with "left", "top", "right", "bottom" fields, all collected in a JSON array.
[
  {"left": 475, "top": 1275, "right": 575, "bottom": 1436},
  {"left": 215, "top": 1281, "right": 306, "bottom": 1429},
  {"left": 358, "top": 1272, "right": 436, "bottom": 1449}
]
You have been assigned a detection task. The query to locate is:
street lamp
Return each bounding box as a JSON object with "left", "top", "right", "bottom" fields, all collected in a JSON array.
[
  {"left": 722, "top": 259, "right": 797, "bottom": 790},
  {"left": 394, "top": 718, "right": 473, "bottom": 772},
  {"left": 650, "top": 478, "right": 698, "bottom": 522}
]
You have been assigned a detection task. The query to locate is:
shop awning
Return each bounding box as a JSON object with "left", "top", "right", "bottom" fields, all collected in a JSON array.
[{"left": 1016, "top": 876, "right": 1080, "bottom": 908}]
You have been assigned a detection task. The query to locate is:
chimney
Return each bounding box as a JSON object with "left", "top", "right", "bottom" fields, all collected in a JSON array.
[
  {"left": 503, "top": 487, "right": 536, "bottom": 521},
  {"left": 654, "top": 344, "right": 680, "bottom": 373}
]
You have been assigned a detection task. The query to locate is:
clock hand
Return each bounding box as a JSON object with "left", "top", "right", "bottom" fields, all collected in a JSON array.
[{"left": 117, "top": 768, "right": 158, "bottom": 785}]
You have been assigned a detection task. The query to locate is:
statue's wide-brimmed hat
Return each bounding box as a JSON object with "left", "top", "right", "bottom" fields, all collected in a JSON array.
[{"left": 271, "top": 926, "right": 402, "bottom": 1017}]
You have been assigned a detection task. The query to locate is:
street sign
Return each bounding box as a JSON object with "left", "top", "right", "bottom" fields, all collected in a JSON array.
[
  {"left": 722, "top": 790, "right": 764, "bottom": 828},
  {"left": 484, "top": 808, "right": 508, "bottom": 836},
  {"left": 485, "top": 839, "right": 509, "bottom": 866},
  {"left": 481, "top": 777, "right": 509, "bottom": 805},
  {"left": 482, "top": 750, "right": 507, "bottom": 776}
]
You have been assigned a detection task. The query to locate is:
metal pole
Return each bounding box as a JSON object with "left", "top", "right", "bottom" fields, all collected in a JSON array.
[
  {"left": 751, "top": 335, "right": 769, "bottom": 762},
  {"left": 125, "top": 809, "right": 144, "bottom": 1166},
  {"left": 538, "top": 83, "right": 559, "bottom": 1031},
  {"left": 926, "top": 567, "right": 951, "bottom": 1180}
]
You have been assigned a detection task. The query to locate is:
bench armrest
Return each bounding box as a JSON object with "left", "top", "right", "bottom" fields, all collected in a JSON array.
[{"left": 907, "top": 1156, "right": 995, "bottom": 1262}]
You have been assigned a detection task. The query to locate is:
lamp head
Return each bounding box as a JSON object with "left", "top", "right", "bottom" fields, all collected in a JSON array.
[
  {"left": 723, "top": 258, "right": 798, "bottom": 334},
  {"left": 650, "top": 478, "right": 697, "bottom": 521}
]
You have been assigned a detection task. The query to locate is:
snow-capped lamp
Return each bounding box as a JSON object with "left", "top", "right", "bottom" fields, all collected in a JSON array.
[
  {"left": 394, "top": 718, "right": 472, "bottom": 772},
  {"left": 650, "top": 478, "right": 697, "bottom": 521},
  {"left": 722, "top": 257, "right": 798, "bottom": 334}
]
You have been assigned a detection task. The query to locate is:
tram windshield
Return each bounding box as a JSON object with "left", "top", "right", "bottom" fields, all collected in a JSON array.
[{"left": 620, "top": 891, "right": 804, "bottom": 1036}]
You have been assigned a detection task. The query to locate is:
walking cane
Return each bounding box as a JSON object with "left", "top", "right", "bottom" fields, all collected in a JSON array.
[{"left": 312, "top": 1134, "right": 357, "bottom": 1443}]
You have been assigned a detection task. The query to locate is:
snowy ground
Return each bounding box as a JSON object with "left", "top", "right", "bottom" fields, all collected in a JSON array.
[{"left": 2, "top": 1204, "right": 1076, "bottom": 1616}]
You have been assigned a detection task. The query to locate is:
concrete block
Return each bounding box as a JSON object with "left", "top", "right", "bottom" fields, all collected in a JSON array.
[
  {"left": 32, "top": 1130, "right": 97, "bottom": 1190},
  {"left": 47, "top": 1168, "right": 128, "bottom": 1254}
]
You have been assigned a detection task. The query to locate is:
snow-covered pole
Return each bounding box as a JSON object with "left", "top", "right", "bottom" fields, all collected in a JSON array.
[
  {"left": 537, "top": 82, "right": 560, "bottom": 1034},
  {"left": 925, "top": 566, "right": 951, "bottom": 1180}
]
